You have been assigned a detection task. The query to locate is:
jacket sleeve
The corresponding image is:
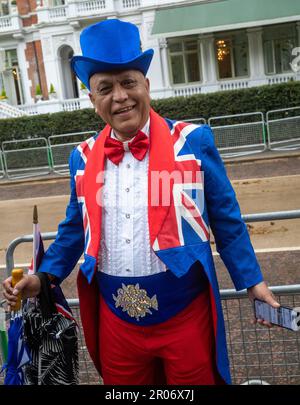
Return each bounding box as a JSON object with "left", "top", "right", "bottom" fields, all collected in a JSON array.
[
  {"left": 200, "top": 125, "right": 263, "bottom": 291},
  {"left": 38, "top": 148, "right": 85, "bottom": 283}
]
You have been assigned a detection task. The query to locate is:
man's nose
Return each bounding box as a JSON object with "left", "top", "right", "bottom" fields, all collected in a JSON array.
[{"left": 112, "top": 84, "right": 128, "bottom": 102}]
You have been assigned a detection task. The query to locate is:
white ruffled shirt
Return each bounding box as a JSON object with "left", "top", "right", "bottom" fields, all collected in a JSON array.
[{"left": 98, "top": 118, "right": 167, "bottom": 277}]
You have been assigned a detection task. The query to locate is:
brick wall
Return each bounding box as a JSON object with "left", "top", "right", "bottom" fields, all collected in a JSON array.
[
  {"left": 16, "top": 1, "right": 48, "bottom": 100},
  {"left": 17, "top": 0, "right": 37, "bottom": 27},
  {"left": 25, "top": 41, "right": 49, "bottom": 100}
]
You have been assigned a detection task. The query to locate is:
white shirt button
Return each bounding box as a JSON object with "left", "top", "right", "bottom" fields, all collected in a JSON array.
[
  {"left": 126, "top": 239, "right": 131, "bottom": 244},
  {"left": 126, "top": 164, "right": 131, "bottom": 169},
  {"left": 126, "top": 214, "right": 131, "bottom": 219},
  {"left": 126, "top": 268, "right": 131, "bottom": 273},
  {"left": 125, "top": 187, "right": 130, "bottom": 192}
]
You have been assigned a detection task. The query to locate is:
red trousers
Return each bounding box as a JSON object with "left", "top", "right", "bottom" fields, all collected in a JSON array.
[{"left": 99, "top": 289, "right": 223, "bottom": 385}]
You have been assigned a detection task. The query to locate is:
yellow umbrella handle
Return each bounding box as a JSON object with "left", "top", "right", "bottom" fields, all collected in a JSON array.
[{"left": 11, "top": 268, "right": 24, "bottom": 311}]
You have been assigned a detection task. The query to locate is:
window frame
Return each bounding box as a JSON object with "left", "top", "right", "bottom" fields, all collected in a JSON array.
[
  {"left": 1, "top": 47, "right": 25, "bottom": 105},
  {"left": 214, "top": 31, "right": 250, "bottom": 81},
  {"left": 0, "top": 0, "right": 10, "bottom": 16},
  {"left": 167, "top": 37, "right": 202, "bottom": 86},
  {"left": 263, "top": 23, "right": 298, "bottom": 76}
]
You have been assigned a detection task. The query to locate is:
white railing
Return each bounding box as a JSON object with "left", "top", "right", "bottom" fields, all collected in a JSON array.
[
  {"left": 0, "top": 15, "right": 12, "bottom": 29},
  {"left": 219, "top": 79, "right": 249, "bottom": 91},
  {"left": 36, "top": 0, "right": 188, "bottom": 22},
  {"left": 267, "top": 73, "right": 299, "bottom": 85},
  {"left": 76, "top": 0, "right": 106, "bottom": 13},
  {"left": 16, "top": 97, "right": 92, "bottom": 116},
  {"left": 49, "top": 5, "right": 67, "bottom": 20},
  {"left": 0, "top": 14, "right": 21, "bottom": 31},
  {"left": 173, "top": 85, "right": 202, "bottom": 97},
  {"left": 122, "top": 0, "right": 141, "bottom": 8},
  {"left": 61, "top": 98, "right": 82, "bottom": 111},
  {"left": 0, "top": 102, "right": 28, "bottom": 119}
]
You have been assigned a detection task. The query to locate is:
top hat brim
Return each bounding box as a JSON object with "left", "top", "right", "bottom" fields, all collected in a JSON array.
[{"left": 71, "top": 49, "right": 154, "bottom": 90}]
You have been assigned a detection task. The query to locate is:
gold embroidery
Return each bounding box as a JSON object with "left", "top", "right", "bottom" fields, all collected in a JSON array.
[{"left": 113, "top": 283, "right": 158, "bottom": 321}]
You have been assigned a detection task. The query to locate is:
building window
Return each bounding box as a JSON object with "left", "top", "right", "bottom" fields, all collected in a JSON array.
[
  {"left": 0, "top": 49, "right": 24, "bottom": 105},
  {"left": 263, "top": 23, "right": 298, "bottom": 75},
  {"left": 50, "top": 0, "right": 65, "bottom": 6},
  {"left": 215, "top": 32, "right": 249, "bottom": 79},
  {"left": 0, "top": 0, "right": 10, "bottom": 15},
  {"left": 168, "top": 38, "right": 201, "bottom": 85}
]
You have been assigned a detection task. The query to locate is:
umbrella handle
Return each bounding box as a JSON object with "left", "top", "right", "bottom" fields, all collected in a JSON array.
[{"left": 11, "top": 269, "right": 24, "bottom": 312}]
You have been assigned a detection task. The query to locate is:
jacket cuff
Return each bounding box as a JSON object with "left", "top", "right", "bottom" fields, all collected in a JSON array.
[{"left": 219, "top": 227, "right": 264, "bottom": 291}]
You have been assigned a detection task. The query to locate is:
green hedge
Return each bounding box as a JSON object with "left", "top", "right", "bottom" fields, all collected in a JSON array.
[{"left": 1, "top": 81, "right": 300, "bottom": 144}]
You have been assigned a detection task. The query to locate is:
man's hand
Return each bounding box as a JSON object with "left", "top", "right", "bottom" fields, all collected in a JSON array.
[
  {"left": 247, "top": 281, "right": 280, "bottom": 328},
  {"left": 2, "top": 274, "right": 41, "bottom": 311}
]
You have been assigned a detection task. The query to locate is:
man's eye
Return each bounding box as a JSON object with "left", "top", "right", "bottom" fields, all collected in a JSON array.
[
  {"left": 123, "top": 80, "right": 136, "bottom": 87},
  {"left": 98, "top": 86, "right": 111, "bottom": 94}
]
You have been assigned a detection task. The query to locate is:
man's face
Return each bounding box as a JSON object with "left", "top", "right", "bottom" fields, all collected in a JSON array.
[{"left": 89, "top": 70, "right": 151, "bottom": 140}]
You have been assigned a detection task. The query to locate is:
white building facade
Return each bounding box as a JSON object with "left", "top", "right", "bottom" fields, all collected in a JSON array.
[{"left": 0, "top": 0, "right": 300, "bottom": 117}]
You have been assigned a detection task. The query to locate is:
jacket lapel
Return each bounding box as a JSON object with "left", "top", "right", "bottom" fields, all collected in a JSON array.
[
  {"left": 148, "top": 109, "right": 175, "bottom": 247},
  {"left": 83, "top": 109, "right": 176, "bottom": 259},
  {"left": 83, "top": 124, "right": 110, "bottom": 259}
]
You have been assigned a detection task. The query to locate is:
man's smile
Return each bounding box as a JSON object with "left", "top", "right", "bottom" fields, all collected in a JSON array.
[{"left": 113, "top": 105, "right": 136, "bottom": 115}]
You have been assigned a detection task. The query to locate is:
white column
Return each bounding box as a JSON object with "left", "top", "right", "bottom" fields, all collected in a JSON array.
[
  {"left": 68, "top": 2, "right": 78, "bottom": 19},
  {"left": 247, "top": 27, "right": 266, "bottom": 86},
  {"left": 140, "top": 11, "right": 172, "bottom": 99},
  {"left": 17, "top": 40, "right": 33, "bottom": 104},
  {"left": 36, "top": 6, "right": 50, "bottom": 24},
  {"left": 199, "top": 34, "right": 218, "bottom": 93},
  {"left": 158, "top": 38, "right": 171, "bottom": 89}
]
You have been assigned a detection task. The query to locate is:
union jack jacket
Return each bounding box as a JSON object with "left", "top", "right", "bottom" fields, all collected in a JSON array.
[{"left": 39, "top": 108, "right": 263, "bottom": 384}]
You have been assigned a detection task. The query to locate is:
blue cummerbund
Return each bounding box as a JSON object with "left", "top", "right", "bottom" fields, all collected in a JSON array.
[{"left": 96, "top": 261, "right": 209, "bottom": 326}]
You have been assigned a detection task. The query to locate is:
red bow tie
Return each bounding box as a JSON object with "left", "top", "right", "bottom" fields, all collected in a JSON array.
[{"left": 104, "top": 131, "right": 149, "bottom": 165}]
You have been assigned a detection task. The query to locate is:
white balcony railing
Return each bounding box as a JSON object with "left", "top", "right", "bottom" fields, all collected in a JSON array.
[
  {"left": 49, "top": 5, "right": 68, "bottom": 20},
  {"left": 219, "top": 79, "right": 249, "bottom": 91},
  {"left": 0, "top": 15, "right": 12, "bottom": 30},
  {"left": 267, "top": 73, "right": 299, "bottom": 85},
  {"left": 122, "top": 0, "right": 141, "bottom": 9},
  {"left": 0, "top": 14, "right": 22, "bottom": 32},
  {"left": 76, "top": 0, "right": 106, "bottom": 14},
  {"left": 36, "top": 0, "right": 188, "bottom": 23},
  {"left": 173, "top": 84, "right": 202, "bottom": 97}
]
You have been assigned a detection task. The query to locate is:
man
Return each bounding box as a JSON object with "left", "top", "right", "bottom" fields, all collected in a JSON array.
[{"left": 3, "top": 19, "right": 279, "bottom": 385}]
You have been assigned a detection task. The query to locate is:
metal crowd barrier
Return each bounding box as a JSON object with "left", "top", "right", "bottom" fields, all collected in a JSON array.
[
  {"left": 1, "top": 209, "right": 300, "bottom": 385},
  {"left": 0, "top": 150, "right": 4, "bottom": 179},
  {"left": 208, "top": 112, "right": 267, "bottom": 158},
  {"left": 222, "top": 285, "right": 300, "bottom": 385},
  {"left": 267, "top": 106, "right": 300, "bottom": 151},
  {"left": 48, "top": 131, "right": 97, "bottom": 175},
  {"left": 1, "top": 138, "right": 52, "bottom": 180},
  {"left": 1, "top": 107, "right": 300, "bottom": 181}
]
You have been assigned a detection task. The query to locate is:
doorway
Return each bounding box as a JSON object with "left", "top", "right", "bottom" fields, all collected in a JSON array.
[{"left": 58, "top": 45, "right": 79, "bottom": 99}]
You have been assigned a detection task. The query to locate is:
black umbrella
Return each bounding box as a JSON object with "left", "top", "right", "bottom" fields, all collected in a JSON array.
[
  {"left": 22, "top": 275, "right": 79, "bottom": 385},
  {"left": 22, "top": 206, "right": 79, "bottom": 385}
]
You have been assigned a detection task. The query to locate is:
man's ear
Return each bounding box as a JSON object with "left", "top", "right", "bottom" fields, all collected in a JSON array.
[{"left": 145, "top": 77, "right": 150, "bottom": 92}]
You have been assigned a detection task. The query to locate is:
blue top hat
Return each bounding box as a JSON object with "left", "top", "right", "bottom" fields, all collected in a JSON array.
[{"left": 71, "top": 19, "right": 154, "bottom": 90}]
